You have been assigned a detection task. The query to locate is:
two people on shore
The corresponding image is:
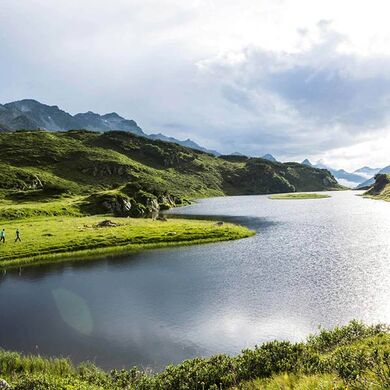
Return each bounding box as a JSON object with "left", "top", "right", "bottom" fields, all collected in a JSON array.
[{"left": 0, "top": 228, "right": 21, "bottom": 243}]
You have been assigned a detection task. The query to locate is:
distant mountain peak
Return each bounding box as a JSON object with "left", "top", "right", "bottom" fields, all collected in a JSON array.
[
  {"left": 356, "top": 164, "right": 390, "bottom": 189},
  {"left": 149, "top": 133, "right": 220, "bottom": 155},
  {"left": 354, "top": 166, "right": 381, "bottom": 175},
  {"left": 102, "top": 112, "right": 122, "bottom": 119},
  {"left": 0, "top": 98, "right": 222, "bottom": 154},
  {"left": 302, "top": 159, "right": 312, "bottom": 166},
  {"left": 262, "top": 154, "right": 277, "bottom": 162},
  {"left": 11, "top": 98, "right": 41, "bottom": 105}
]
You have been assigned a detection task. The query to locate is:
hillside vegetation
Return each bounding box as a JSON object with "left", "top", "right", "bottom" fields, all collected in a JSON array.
[
  {"left": 269, "top": 193, "right": 331, "bottom": 200},
  {"left": 0, "top": 321, "right": 388, "bottom": 389},
  {"left": 0, "top": 216, "right": 253, "bottom": 269},
  {"left": 365, "top": 174, "right": 390, "bottom": 201},
  {"left": 0, "top": 130, "right": 340, "bottom": 218}
]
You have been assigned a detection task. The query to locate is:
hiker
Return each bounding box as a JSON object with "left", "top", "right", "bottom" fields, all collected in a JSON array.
[
  {"left": 15, "top": 228, "right": 21, "bottom": 242},
  {"left": 0, "top": 229, "right": 5, "bottom": 243}
]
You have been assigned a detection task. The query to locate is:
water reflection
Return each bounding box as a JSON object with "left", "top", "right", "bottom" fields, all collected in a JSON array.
[{"left": 0, "top": 191, "right": 389, "bottom": 369}]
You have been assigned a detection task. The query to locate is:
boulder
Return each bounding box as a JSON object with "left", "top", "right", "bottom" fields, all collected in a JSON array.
[
  {"left": 85, "top": 193, "right": 132, "bottom": 217},
  {"left": 102, "top": 197, "right": 132, "bottom": 216},
  {"left": 96, "top": 220, "right": 119, "bottom": 227}
]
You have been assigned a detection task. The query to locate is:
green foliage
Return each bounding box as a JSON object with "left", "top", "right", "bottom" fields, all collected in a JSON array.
[
  {"left": 365, "top": 173, "right": 390, "bottom": 201},
  {"left": 1, "top": 322, "right": 388, "bottom": 390},
  {"left": 269, "top": 193, "right": 331, "bottom": 200},
  {"left": 0, "top": 130, "right": 340, "bottom": 207},
  {"left": 305, "top": 320, "right": 386, "bottom": 353},
  {"left": 233, "top": 373, "right": 345, "bottom": 389}
]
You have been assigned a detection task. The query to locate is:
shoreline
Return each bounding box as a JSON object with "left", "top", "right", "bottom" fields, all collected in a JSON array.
[
  {"left": 0, "top": 321, "right": 388, "bottom": 389},
  {"left": 0, "top": 215, "right": 254, "bottom": 270}
]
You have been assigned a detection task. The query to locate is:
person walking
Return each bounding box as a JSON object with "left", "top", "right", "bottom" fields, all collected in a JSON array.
[
  {"left": 15, "top": 228, "right": 21, "bottom": 242},
  {"left": 0, "top": 229, "right": 5, "bottom": 243}
]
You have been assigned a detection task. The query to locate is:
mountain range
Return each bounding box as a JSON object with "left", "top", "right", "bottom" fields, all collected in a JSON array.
[
  {"left": 356, "top": 165, "right": 390, "bottom": 188},
  {"left": 301, "top": 159, "right": 382, "bottom": 188},
  {"left": 1, "top": 99, "right": 383, "bottom": 188},
  {"left": 0, "top": 99, "right": 220, "bottom": 155}
]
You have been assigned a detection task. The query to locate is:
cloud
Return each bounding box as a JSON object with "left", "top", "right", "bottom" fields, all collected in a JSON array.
[{"left": 193, "top": 21, "right": 390, "bottom": 164}]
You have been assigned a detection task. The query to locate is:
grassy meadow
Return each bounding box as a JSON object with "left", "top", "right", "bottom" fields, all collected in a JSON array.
[
  {"left": 0, "top": 129, "right": 341, "bottom": 270},
  {"left": 0, "top": 213, "right": 253, "bottom": 269},
  {"left": 269, "top": 193, "right": 331, "bottom": 200}
]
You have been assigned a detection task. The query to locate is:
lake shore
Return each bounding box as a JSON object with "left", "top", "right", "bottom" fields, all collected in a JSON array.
[
  {"left": 0, "top": 321, "right": 388, "bottom": 389},
  {"left": 0, "top": 215, "right": 254, "bottom": 270}
]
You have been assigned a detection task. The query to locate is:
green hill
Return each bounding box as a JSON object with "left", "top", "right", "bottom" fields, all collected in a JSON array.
[
  {"left": 0, "top": 130, "right": 341, "bottom": 218},
  {"left": 364, "top": 174, "right": 390, "bottom": 201}
]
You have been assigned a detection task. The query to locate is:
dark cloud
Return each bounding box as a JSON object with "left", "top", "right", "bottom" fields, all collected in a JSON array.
[{"left": 197, "top": 24, "right": 390, "bottom": 157}]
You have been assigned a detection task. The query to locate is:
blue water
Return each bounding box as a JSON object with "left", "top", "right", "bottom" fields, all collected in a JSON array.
[{"left": 0, "top": 191, "right": 389, "bottom": 369}]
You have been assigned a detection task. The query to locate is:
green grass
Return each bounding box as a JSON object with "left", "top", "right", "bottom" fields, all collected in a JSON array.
[
  {"left": 269, "top": 193, "right": 331, "bottom": 200},
  {"left": 0, "top": 321, "right": 388, "bottom": 389},
  {"left": 0, "top": 194, "right": 85, "bottom": 219},
  {"left": 0, "top": 130, "right": 341, "bottom": 207},
  {"left": 232, "top": 373, "right": 345, "bottom": 389},
  {"left": 0, "top": 214, "right": 254, "bottom": 269}
]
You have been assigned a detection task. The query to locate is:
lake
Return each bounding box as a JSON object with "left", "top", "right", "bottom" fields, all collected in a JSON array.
[{"left": 0, "top": 191, "right": 389, "bottom": 369}]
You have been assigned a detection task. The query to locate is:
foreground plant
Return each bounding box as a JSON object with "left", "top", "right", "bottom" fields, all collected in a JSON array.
[{"left": 0, "top": 321, "right": 389, "bottom": 389}]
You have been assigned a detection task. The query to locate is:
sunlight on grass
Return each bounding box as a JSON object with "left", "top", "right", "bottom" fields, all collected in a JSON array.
[
  {"left": 0, "top": 215, "right": 254, "bottom": 269},
  {"left": 269, "top": 193, "right": 331, "bottom": 200}
]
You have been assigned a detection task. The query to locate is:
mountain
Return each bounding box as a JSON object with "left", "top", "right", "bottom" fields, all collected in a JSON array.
[
  {"left": 148, "top": 133, "right": 220, "bottom": 155},
  {"left": 0, "top": 130, "right": 341, "bottom": 217},
  {"left": 357, "top": 165, "right": 390, "bottom": 189},
  {"left": 3, "top": 99, "right": 79, "bottom": 130},
  {"left": 301, "top": 158, "right": 365, "bottom": 187},
  {"left": 262, "top": 154, "right": 277, "bottom": 162},
  {"left": 354, "top": 166, "right": 381, "bottom": 179},
  {"left": 302, "top": 159, "right": 313, "bottom": 166},
  {"left": 73, "top": 111, "right": 145, "bottom": 135},
  {"left": 330, "top": 169, "right": 367, "bottom": 187},
  {"left": 0, "top": 99, "right": 219, "bottom": 154}
]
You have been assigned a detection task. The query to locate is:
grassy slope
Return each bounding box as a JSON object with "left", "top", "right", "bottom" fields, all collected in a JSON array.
[
  {"left": 269, "top": 193, "right": 331, "bottom": 200},
  {"left": 0, "top": 216, "right": 253, "bottom": 269},
  {"left": 0, "top": 322, "right": 388, "bottom": 389},
  {"left": 0, "top": 130, "right": 339, "bottom": 268},
  {"left": 365, "top": 174, "right": 390, "bottom": 201},
  {"left": 0, "top": 130, "right": 341, "bottom": 202}
]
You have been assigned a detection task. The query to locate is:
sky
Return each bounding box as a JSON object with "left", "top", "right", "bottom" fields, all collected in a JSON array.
[{"left": 1, "top": 0, "right": 390, "bottom": 171}]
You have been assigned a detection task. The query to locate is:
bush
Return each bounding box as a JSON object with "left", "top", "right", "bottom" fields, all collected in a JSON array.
[{"left": 2, "top": 322, "right": 389, "bottom": 389}]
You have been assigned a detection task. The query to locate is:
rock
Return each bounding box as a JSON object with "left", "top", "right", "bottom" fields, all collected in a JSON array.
[
  {"left": 102, "top": 197, "right": 132, "bottom": 216},
  {"left": 96, "top": 220, "right": 119, "bottom": 227},
  {"left": 130, "top": 192, "right": 161, "bottom": 217},
  {"left": 87, "top": 193, "right": 132, "bottom": 217},
  {"left": 158, "top": 194, "right": 176, "bottom": 210},
  {"left": 0, "top": 379, "right": 10, "bottom": 390}
]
